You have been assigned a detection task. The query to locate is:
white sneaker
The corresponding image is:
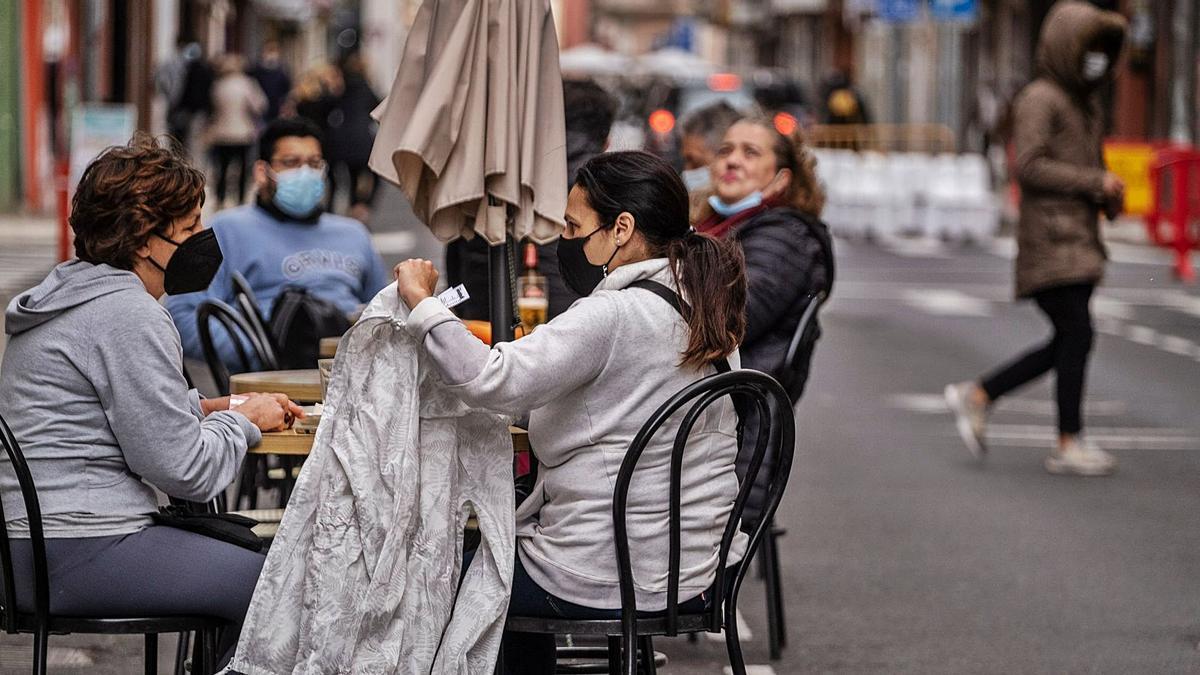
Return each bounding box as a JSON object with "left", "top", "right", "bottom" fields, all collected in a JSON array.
[
  {"left": 1044, "top": 438, "right": 1117, "bottom": 476},
  {"left": 944, "top": 382, "right": 988, "bottom": 459}
]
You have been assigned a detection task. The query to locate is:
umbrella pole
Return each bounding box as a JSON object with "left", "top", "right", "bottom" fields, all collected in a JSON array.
[{"left": 489, "top": 236, "right": 516, "bottom": 343}]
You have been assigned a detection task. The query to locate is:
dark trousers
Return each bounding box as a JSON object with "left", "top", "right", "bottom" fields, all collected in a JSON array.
[
  {"left": 9, "top": 526, "right": 265, "bottom": 668},
  {"left": 329, "top": 162, "right": 378, "bottom": 210},
  {"left": 462, "top": 548, "right": 703, "bottom": 675},
  {"left": 212, "top": 143, "right": 250, "bottom": 205},
  {"left": 981, "top": 283, "right": 1096, "bottom": 435}
]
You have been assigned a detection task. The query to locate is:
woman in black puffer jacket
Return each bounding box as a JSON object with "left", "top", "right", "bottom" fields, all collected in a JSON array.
[{"left": 694, "top": 116, "right": 834, "bottom": 525}]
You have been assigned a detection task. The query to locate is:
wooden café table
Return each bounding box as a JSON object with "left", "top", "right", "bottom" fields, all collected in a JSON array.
[
  {"left": 230, "top": 369, "right": 323, "bottom": 404},
  {"left": 319, "top": 337, "right": 339, "bottom": 359},
  {"left": 253, "top": 427, "right": 531, "bottom": 456}
]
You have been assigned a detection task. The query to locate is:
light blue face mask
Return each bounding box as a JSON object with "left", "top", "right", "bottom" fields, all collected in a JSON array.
[
  {"left": 708, "top": 191, "right": 763, "bottom": 218},
  {"left": 270, "top": 167, "right": 326, "bottom": 218},
  {"left": 681, "top": 167, "right": 712, "bottom": 192}
]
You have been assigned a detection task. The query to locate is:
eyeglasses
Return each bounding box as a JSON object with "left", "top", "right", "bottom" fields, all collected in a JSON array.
[{"left": 271, "top": 156, "right": 327, "bottom": 171}]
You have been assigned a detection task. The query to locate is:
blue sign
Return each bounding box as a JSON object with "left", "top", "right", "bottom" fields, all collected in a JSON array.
[
  {"left": 930, "top": 0, "right": 977, "bottom": 21},
  {"left": 877, "top": 0, "right": 921, "bottom": 22}
]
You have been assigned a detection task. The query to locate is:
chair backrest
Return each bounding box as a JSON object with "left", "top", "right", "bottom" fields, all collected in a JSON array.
[
  {"left": 611, "top": 369, "right": 795, "bottom": 674},
  {"left": 230, "top": 272, "right": 281, "bottom": 369},
  {"left": 196, "top": 299, "right": 277, "bottom": 396},
  {"left": 0, "top": 413, "right": 49, "bottom": 634},
  {"left": 779, "top": 290, "right": 829, "bottom": 403}
]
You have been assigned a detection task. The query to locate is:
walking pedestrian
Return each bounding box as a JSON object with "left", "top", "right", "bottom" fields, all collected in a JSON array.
[
  {"left": 208, "top": 55, "right": 267, "bottom": 207},
  {"left": 250, "top": 40, "right": 292, "bottom": 124},
  {"left": 946, "top": 0, "right": 1127, "bottom": 477},
  {"left": 326, "top": 53, "right": 381, "bottom": 223}
]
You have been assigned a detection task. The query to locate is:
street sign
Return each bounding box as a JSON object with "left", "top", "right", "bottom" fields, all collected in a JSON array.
[
  {"left": 877, "top": 0, "right": 921, "bottom": 22},
  {"left": 930, "top": 0, "right": 978, "bottom": 21},
  {"left": 69, "top": 104, "right": 136, "bottom": 193}
]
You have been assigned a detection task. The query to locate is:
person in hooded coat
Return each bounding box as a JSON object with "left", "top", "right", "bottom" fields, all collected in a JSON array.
[{"left": 946, "top": 0, "right": 1127, "bottom": 477}]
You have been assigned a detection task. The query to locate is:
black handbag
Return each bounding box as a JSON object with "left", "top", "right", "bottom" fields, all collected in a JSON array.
[{"left": 151, "top": 505, "right": 264, "bottom": 552}]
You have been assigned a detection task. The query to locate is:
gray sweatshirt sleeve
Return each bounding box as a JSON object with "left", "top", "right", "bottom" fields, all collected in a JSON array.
[
  {"left": 405, "top": 294, "right": 618, "bottom": 416},
  {"left": 89, "top": 305, "right": 260, "bottom": 502}
]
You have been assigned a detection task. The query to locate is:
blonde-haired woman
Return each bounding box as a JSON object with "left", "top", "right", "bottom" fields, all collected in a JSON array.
[{"left": 693, "top": 117, "right": 834, "bottom": 526}]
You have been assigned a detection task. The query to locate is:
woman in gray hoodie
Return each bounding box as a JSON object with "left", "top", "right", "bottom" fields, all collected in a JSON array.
[
  {"left": 396, "top": 151, "right": 750, "bottom": 674},
  {"left": 0, "top": 136, "right": 301, "bottom": 667}
]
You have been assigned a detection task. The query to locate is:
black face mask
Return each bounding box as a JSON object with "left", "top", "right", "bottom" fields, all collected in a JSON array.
[
  {"left": 149, "top": 228, "right": 224, "bottom": 295},
  {"left": 556, "top": 226, "right": 620, "bottom": 297}
]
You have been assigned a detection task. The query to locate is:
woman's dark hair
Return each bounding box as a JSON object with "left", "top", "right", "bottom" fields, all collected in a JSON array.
[
  {"left": 574, "top": 151, "right": 746, "bottom": 370},
  {"left": 70, "top": 133, "right": 206, "bottom": 270}
]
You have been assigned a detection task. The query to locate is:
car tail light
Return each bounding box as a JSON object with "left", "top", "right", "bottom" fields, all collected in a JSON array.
[
  {"left": 649, "top": 109, "right": 676, "bottom": 135},
  {"left": 774, "top": 111, "right": 799, "bottom": 137},
  {"left": 708, "top": 73, "right": 742, "bottom": 92}
]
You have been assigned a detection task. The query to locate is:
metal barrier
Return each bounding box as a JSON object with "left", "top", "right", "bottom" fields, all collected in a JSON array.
[
  {"left": 806, "top": 124, "right": 957, "bottom": 154},
  {"left": 1145, "top": 147, "right": 1200, "bottom": 282}
]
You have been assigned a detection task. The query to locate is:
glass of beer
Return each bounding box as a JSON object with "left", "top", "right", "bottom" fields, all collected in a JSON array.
[{"left": 518, "top": 275, "right": 548, "bottom": 333}]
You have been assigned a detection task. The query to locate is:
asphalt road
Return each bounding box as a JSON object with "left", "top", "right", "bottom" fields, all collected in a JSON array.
[{"left": 658, "top": 235, "right": 1200, "bottom": 674}]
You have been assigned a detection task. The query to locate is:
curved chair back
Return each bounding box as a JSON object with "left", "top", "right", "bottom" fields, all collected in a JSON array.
[
  {"left": 197, "top": 299, "right": 279, "bottom": 395},
  {"left": 230, "top": 272, "right": 280, "bottom": 368},
  {"left": 612, "top": 369, "right": 795, "bottom": 675},
  {"left": 779, "top": 290, "right": 828, "bottom": 403},
  {"left": 0, "top": 413, "right": 49, "bottom": 636}
]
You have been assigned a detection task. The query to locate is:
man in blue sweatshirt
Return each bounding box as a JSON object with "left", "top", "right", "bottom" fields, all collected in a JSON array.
[{"left": 168, "top": 117, "right": 389, "bottom": 371}]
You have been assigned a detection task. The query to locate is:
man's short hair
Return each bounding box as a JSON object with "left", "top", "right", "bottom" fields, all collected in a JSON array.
[
  {"left": 258, "top": 117, "right": 325, "bottom": 162},
  {"left": 681, "top": 101, "right": 744, "bottom": 151},
  {"left": 563, "top": 79, "right": 617, "bottom": 149}
]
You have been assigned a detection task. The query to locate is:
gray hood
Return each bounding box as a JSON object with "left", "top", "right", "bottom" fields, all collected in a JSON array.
[{"left": 5, "top": 260, "right": 146, "bottom": 336}]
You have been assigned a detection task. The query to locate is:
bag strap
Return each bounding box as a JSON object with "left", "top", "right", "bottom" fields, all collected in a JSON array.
[{"left": 628, "top": 280, "right": 731, "bottom": 374}]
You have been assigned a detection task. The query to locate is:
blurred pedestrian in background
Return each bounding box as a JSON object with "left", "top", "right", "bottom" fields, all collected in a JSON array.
[
  {"left": 445, "top": 78, "right": 617, "bottom": 321},
  {"left": 945, "top": 0, "right": 1127, "bottom": 477},
  {"left": 326, "top": 52, "right": 381, "bottom": 223},
  {"left": 208, "top": 54, "right": 267, "bottom": 207},
  {"left": 679, "top": 101, "right": 744, "bottom": 220},
  {"left": 155, "top": 39, "right": 202, "bottom": 144},
  {"left": 694, "top": 117, "right": 833, "bottom": 526},
  {"left": 250, "top": 40, "right": 292, "bottom": 124}
]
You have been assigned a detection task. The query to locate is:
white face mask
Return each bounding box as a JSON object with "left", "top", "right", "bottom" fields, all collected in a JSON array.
[{"left": 1083, "top": 52, "right": 1109, "bottom": 81}]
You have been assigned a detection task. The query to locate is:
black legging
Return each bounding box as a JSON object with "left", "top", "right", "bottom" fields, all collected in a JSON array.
[
  {"left": 981, "top": 283, "right": 1096, "bottom": 435},
  {"left": 212, "top": 143, "right": 250, "bottom": 205}
]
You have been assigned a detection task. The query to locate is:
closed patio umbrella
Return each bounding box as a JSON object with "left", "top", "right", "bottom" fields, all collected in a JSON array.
[{"left": 369, "top": 0, "right": 567, "bottom": 341}]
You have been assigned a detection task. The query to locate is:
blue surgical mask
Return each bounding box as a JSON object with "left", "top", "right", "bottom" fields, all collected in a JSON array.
[
  {"left": 681, "top": 167, "right": 712, "bottom": 192},
  {"left": 270, "top": 167, "right": 326, "bottom": 218},
  {"left": 708, "top": 191, "right": 763, "bottom": 218},
  {"left": 1082, "top": 51, "right": 1109, "bottom": 81}
]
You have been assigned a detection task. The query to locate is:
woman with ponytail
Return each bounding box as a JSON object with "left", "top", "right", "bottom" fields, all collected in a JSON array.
[
  {"left": 694, "top": 117, "right": 835, "bottom": 526},
  {"left": 393, "top": 151, "right": 748, "bottom": 674}
]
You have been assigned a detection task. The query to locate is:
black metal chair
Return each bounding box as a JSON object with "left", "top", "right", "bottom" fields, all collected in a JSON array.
[
  {"left": 196, "top": 298, "right": 279, "bottom": 397},
  {"left": 0, "top": 413, "right": 222, "bottom": 675},
  {"left": 755, "top": 289, "right": 827, "bottom": 660},
  {"left": 197, "top": 298, "right": 289, "bottom": 511},
  {"left": 229, "top": 272, "right": 280, "bottom": 370},
  {"left": 503, "top": 369, "right": 796, "bottom": 675}
]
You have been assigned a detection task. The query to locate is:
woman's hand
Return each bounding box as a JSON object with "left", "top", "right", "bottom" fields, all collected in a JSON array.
[
  {"left": 394, "top": 259, "right": 439, "bottom": 310},
  {"left": 230, "top": 393, "right": 305, "bottom": 432},
  {"left": 200, "top": 396, "right": 230, "bottom": 417}
]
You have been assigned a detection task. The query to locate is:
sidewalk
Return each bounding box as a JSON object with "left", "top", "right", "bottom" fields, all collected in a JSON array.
[{"left": 0, "top": 213, "right": 59, "bottom": 359}]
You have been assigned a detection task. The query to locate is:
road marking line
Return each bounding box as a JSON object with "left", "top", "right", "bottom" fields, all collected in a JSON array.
[
  {"left": 370, "top": 231, "right": 417, "bottom": 255},
  {"left": 979, "top": 424, "right": 1200, "bottom": 450},
  {"left": 706, "top": 607, "right": 753, "bottom": 643},
  {"left": 725, "top": 666, "right": 777, "bottom": 675},
  {"left": 887, "top": 394, "right": 1127, "bottom": 417},
  {"left": 900, "top": 289, "right": 992, "bottom": 317},
  {"left": 1157, "top": 334, "right": 1199, "bottom": 357},
  {"left": 1124, "top": 324, "right": 1159, "bottom": 345}
]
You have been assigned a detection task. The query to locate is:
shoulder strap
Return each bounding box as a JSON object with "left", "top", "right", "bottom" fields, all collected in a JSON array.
[{"left": 628, "top": 279, "right": 731, "bottom": 374}]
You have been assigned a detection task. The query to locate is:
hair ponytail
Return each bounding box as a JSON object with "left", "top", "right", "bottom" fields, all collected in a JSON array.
[
  {"left": 668, "top": 231, "right": 746, "bottom": 370},
  {"left": 575, "top": 152, "right": 747, "bottom": 370}
]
